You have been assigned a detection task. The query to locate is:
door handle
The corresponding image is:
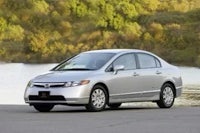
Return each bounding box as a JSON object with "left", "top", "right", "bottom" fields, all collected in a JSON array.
[
  {"left": 133, "top": 72, "right": 139, "bottom": 76},
  {"left": 156, "top": 71, "right": 162, "bottom": 75}
]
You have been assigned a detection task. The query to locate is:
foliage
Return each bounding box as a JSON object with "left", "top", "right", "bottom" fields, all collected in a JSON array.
[{"left": 0, "top": 0, "right": 200, "bottom": 66}]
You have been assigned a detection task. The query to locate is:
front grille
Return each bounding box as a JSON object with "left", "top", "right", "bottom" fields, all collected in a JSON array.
[
  {"left": 29, "top": 95, "right": 66, "bottom": 101},
  {"left": 33, "top": 83, "right": 65, "bottom": 88},
  {"left": 34, "top": 84, "right": 45, "bottom": 88}
]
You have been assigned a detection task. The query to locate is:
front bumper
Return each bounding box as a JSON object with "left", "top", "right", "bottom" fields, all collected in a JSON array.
[{"left": 24, "top": 85, "right": 91, "bottom": 105}]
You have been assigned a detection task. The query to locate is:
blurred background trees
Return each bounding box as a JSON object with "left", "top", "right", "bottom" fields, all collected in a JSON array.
[{"left": 0, "top": 0, "right": 200, "bottom": 66}]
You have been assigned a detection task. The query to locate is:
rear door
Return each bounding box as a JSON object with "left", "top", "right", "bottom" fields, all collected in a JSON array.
[{"left": 135, "top": 53, "right": 163, "bottom": 94}]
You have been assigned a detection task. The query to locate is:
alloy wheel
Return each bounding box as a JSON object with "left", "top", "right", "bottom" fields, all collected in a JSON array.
[
  {"left": 86, "top": 85, "right": 107, "bottom": 111},
  {"left": 91, "top": 89, "right": 106, "bottom": 109},
  {"left": 163, "top": 86, "right": 174, "bottom": 105}
]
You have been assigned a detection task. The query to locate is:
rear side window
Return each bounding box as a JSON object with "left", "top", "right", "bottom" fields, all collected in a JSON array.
[
  {"left": 113, "top": 54, "right": 136, "bottom": 70},
  {"left": 137, "top": 53, "right": 160, "bottom": 69}
]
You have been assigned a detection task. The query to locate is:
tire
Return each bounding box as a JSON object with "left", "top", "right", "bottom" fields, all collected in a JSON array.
[
  {"left": 33, "top": 104, "right": 54, "bottom": 112},
  {"left": 85, "top": 85, "right": 108, "bottom": 112},
  {"left": 108, "top": 103, "right": 122, "bottom": 109},
  {"left": 157, "top": 83, "right": 175, "bottom": 108}
]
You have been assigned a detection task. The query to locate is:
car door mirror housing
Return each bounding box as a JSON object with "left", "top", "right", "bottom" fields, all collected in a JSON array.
[{"left": 113, "top": 65, "right": 125, "bottom": 74}]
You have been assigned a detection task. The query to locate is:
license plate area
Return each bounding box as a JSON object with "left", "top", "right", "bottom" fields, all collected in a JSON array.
[{"left": 39, "top": 91, "right": 50, "bottom": 98}]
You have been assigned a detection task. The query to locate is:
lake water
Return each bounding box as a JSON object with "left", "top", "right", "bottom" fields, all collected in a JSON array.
[{"left": 0, "top": 63, "right": 200, "bottom": 104}]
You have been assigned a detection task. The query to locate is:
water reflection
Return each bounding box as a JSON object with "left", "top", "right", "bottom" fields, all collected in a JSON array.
[
  {"left": 180, "top": 66, "right": 200, "bottom": 86},
  {"left": 0, "top": 63, "right": 56, "bottom": 104}
]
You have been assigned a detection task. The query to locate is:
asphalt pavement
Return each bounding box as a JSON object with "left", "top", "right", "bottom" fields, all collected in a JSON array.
[{"left": 0, "top": 105, "right": 199, "bottom": 133}]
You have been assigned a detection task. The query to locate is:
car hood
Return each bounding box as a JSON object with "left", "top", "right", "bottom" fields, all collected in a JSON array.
[{"left": 32, "top": 71, "right": 94, "bottom": 83}]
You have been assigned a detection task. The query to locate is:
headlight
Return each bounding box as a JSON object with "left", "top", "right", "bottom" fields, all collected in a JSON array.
[
  {"left": 64, "top": 80, "right": 90, "bottom": 87},
  {"left": 26, "top": 81, "right": 33, "bottom": 88}
]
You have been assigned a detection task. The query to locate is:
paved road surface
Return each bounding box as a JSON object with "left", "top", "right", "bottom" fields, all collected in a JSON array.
[{"left": 0, "top": 105, "right": 199, "bottom": 133}]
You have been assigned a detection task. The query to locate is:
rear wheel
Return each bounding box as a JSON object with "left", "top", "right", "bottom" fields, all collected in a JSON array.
[
  {"left": 85, "top": 85, "right": 108, "bottom": 112},
  {"left": 33, "top": 104, "right": 54, "bottom": 112},
  {"left": 157, "top": 83, "right": 175, "bottom": 108},
  {"left": 108, "top": 103, "right": 122, "bottom": 109}
]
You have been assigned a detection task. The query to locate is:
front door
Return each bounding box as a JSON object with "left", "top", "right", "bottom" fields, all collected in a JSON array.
[{"left": 106, "top": 53, "right": 140, "bottom": 101}]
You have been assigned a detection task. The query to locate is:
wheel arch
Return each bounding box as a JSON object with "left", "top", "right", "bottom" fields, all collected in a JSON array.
[
  {"left": 162, "top": 81, "right": 176, "bottom": 97},
  {"left": 92, "top": 82, "right": 110, "bottom": 104}
]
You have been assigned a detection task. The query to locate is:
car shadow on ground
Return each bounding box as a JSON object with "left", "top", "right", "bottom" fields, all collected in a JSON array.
[
  {"left": 0, "top": 104, "right": 174, "bottom": 114},
  {"left": 0, "top": 104, "right": 173, "bottom": 114},
  {"left": 44, "top": 106, "right": 161, "bottom": 113}
]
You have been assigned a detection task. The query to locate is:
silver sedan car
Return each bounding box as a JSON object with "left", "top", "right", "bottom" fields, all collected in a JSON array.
[{"left": 24, "top": 49, "right": 182, "bottom": 112}]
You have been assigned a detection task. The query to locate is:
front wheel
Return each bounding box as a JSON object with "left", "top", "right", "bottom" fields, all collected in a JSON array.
[
  {"left": 157, "top": 83, "right": 175, "bottom": 108},
  {"left": 33, "top": 104, "right": 54, "bottom": 112},
  {"left": 85, "top": 85, "right": 108, "bottom": 112}
]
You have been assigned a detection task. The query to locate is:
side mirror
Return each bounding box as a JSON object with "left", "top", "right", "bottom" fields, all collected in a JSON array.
[{"left": 113, "top": 65, "right": 125, "bottom": 74}]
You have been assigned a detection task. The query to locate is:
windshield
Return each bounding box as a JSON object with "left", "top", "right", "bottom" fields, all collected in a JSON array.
[{"left": 53, "top": 53, "right": 115, "bottom": 71}]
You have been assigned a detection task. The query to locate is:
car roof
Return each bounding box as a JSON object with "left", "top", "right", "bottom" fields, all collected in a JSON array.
[
  {"left": 84, "top": 49, "right": 170, "bottom": 69},
  {"left": 84, "top": 49, "right": 146, "bottom": 54}
]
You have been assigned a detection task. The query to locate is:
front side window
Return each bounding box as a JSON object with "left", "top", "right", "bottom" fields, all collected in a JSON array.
[
  {"left": 113, "top": 54, "right": 136, "bottom": 70},
  {"left": 137, "top": 53, "right": 158, "bottom": 69},
  {"left": 53, "top": 53, "right": 115, "bottom": 71}
]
